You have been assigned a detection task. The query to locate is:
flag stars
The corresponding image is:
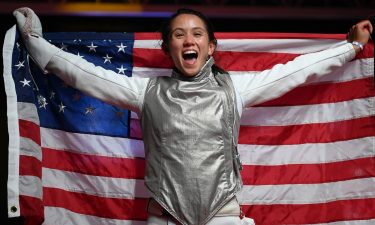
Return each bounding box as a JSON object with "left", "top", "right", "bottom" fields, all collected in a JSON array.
[
  {"left": 15, "top": 61, "right": 25, "bottom": 70},
  {"left": 87, "top": 42, "right": 98, "bottom": 52},
  {"left": 116, "top": 43, "right": 127, "bottom": 53},
  {"left": 20, "top": 78, "right": 31, "bottom": 87},
  {"left": 58, "top": 102, "right": 66, "bottom": 113},
  {"left": 37, "top": 95, "right": 48, "bottom": 109},
  {"left": 60, "top": 43, "right": 68, "bottom": 51},
  {"left": 103, "top": 54, "right": 113, "bottom": 63},
  {"left": 85, "top": 106, "right": 95, "bottom": 114},
  {"left": 117, "top": 65, "right": 127, "bottom": 75}
]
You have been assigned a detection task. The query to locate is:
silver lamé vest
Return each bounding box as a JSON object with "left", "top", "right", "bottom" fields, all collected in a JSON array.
[{"left": 141, "top": 58, "right": 243, "bottom": 225}]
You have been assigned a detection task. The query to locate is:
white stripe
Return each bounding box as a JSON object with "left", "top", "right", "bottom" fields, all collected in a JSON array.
[
  {"left": 121, "top": 129, "right": 374, "bottom": 166},
  {"left": 132, "top": 67, "right": 171, "bottom": 78},
  {"left": 44, "top": 207, "right": 146, "bottom": 225},
  {"left": 42, "top": 167, "right": 375, "bottom": 207},
  {"left": 132, "top": 58, "right": 372, "bottom": 83},
  {"left": 293, "top": 57, "right": 373, "bottom": 84},
  {"left": 20, "top": 136, "right": 42, "bottom": 161},
  {"left": 240, "top": 97, "right": 375, "bottom": 126},
  {"left": 134, "top": 39, "right": 161, "bottom": 49},
  {"left": 238, "top": 177, "right": 375, "bottom": 204},
  {"left": 314, "top": 219, "right": 375, "bottom": 225},
  {"left": 42, "top": 208, "right": 375, "bottom": 225},
  {"left": 239, "top": 137, "right": 374, "bottom": 165},
  {"left": 216, "top": 39, "right": 345, "bottom": 53},
  {"left": 18, "top": 102, "right": 39, "bottom": 125},
  {"left": 3, "top": 25, "right": 21, "bottom": 217},
  {"left": 230, "top": 58, "right": 373, "bottom": 84},
  {"left": 43, "top": 168, "right": 150, "bottom": 199},
  {"left": 134, "top": 38, "right": 343, "bottom": 54},
  {"left": 41, "top": 128, "right": 145, "bottom": 158},
  {"left": 19, "top": 175, "right": 42, "bottom": 199}
]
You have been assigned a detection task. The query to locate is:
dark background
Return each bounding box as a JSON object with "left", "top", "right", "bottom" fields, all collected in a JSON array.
[{"left": 0, "top": 1, "right": 374, "bottom": 224}]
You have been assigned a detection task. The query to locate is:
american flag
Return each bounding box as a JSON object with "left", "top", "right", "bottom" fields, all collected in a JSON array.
[{"left": 3, "top": 25, "right": 375, "bottom": 225}]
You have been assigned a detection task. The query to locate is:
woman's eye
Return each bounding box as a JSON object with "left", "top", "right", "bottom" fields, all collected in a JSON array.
[
  {"left": 194, "top": 33, "right": 202, "bottom": 36},
  {"left": 175, "top": 33, "right": 184, "bottom": 38}
]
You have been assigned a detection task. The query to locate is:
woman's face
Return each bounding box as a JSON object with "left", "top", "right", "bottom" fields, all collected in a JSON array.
[{"left": 167, "top": 14, "right": 216, "bottom": 77}]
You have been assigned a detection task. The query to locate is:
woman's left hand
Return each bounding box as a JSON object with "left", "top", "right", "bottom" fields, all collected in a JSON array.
[{"left": 347, "top": 20, "right": 373, "bottom": 54}]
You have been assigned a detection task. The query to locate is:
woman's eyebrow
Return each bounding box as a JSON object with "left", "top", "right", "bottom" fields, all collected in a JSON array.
[{"left": 171, "top": 26, "right": 205, "bottom": 33}]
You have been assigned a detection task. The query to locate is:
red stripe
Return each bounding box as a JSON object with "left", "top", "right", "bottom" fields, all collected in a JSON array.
[
  {"left": 241, "top": 157, "right": 375, "bottom": 185},
  {"left": 239, "top": 116, "right": 375, "bottom": 145},
  {"left": 19, "top": 119, "right": 40, "bottom": 145},
  {"left": 135, "top": 32, "right": 346, "bottom": 40},
  {"left": 19, "top": 195, "right": 44, "bottom": 225},
  {"left": 242, "top": 198, "right": 375, "bottom": 225},
  {"left": 43, "top": 187, "right": 148, "bottom": 220},
  {"left": 133, "top": 35, "right": 372, "bottom": 69},
  {"left": 133, "top": 48, "right": 300, "bottom": 71},
  {"left": 130, "top": 114, "right": 375, "bottom": 142},
  {"left": 19, "top": 155, "right": 42, "bottom": 178},
  {"left": 215, "top": 32, "right": 346, "bottom": 40},
  {"left": 356, "top": 42, "right": 374, "bottom": 59},
  {"left": 130, "top": 118, "right": 142, "bottom": 139},
  {"left": 135, "top": 32, "right": 161, "bottom": 40},
  {"left": 214, "top": 51, "right": 299, "bottom": 71},
  {"left": 42, "top": 148, "right": 145, "bottom": 179},
  {"left": 257, "top": 77, "right": 375, "bottom": 106},
  {"left": 133, "top": 48, "right": 173, "bottom": 68},
  {"left": 132, "top": 45, "right": 372, "bottom": 71}
]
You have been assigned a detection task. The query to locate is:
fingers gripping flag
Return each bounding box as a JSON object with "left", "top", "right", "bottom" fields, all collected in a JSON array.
[{"left": 3, "top": 25, "right": 375, "bottom": 225}]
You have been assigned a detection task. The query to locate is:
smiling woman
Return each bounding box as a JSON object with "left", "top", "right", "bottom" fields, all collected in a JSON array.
[
  {"left": 11, "top": 6, "right": 372, "bottom": 225},
  {"left": 160, "top": 9, "right": 217, "bottom": 77},
  {"left": 167, "top": 13, "right": 215, "bottom": 77}
]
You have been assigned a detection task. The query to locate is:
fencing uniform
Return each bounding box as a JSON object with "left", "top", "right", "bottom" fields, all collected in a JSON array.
[{"left": 141, "top": 58, "right": 242, "bottom": 224}]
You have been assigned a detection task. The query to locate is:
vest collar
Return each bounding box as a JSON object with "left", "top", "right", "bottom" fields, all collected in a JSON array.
[{"left": 171, "top": 57, "right": 215, "bottom": 82}]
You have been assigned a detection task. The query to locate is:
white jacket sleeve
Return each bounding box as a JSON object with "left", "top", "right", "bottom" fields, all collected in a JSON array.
[
  {"left": 231, "top": 43, "right": 356, "bottom": 108},
  {"left": 24, "top": 34, "right": 149, "bottom": 114}
]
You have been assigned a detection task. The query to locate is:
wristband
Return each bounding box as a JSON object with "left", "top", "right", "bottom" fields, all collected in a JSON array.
[{"left": 351, "top": 41, "right": 364, "bottom": 51}]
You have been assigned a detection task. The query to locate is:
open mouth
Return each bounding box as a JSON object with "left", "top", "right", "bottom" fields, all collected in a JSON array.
[{"left": 183, "top": 50, "right": 198, "bottom": 65}]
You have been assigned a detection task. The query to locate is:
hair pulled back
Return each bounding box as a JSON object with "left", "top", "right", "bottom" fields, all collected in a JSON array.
[{"left": 160, "top": 8, "right": 217, "bottom": 53}]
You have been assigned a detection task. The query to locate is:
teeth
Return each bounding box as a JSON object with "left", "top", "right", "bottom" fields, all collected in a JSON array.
[{"left": 183, "top": 50, "right": 197, "bottom": 55}]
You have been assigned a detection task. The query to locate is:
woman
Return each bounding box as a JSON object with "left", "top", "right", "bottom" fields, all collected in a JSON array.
[{"left": 13, "top": 7, "right": 372, "bottom": 225}]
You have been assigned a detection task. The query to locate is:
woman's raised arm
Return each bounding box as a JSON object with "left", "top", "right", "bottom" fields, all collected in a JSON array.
[{"left": 13, "top": 7, "right": 149, "bottom": 114}]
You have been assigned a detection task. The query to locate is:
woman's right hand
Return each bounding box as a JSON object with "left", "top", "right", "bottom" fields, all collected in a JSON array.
[
  {"left": 346, "top": 20, "right": 373, "bottom": 54},
  {"left": 13, "top": 7, "right": 43, "bottom": 40}
]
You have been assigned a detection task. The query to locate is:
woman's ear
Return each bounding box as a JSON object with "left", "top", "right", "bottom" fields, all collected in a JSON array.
[{"left": 208, "top": 42, "right": 216, "bottom": 56}]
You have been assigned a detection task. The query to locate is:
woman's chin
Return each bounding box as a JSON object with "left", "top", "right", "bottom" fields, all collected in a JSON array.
[{"left": 181, "top": 69, "right": 199, "bottom": 77}]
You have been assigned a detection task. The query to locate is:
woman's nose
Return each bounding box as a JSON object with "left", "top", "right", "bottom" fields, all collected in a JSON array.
[{"left": 184, "top": 34, "right": 194, "bottom": 45}]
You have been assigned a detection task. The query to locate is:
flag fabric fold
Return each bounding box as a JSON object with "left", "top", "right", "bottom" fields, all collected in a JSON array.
[{"left": 3, "top": 25, "right": 375, "bottom": 225}]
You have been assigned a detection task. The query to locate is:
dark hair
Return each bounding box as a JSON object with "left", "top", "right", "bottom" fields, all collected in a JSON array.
[{"left": 160, "top": 8, "right": 217, "bottom": 53}]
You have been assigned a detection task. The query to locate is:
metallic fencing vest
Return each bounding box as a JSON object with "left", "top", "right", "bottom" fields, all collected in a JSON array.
[{"left": 141, "top": 58, "right": 243, "bottom": 225}]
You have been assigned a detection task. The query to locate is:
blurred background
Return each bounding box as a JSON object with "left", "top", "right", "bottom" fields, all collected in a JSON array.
[
  {"left": 0, "top": 0, "right": 374, "bottom": 224},
  {"left": 1, "top": 0, "right": 375, "bottom": 33}
]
